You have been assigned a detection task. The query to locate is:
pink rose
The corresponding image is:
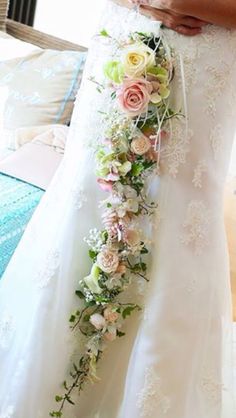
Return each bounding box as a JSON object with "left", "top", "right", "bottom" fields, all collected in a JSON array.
[
  {"left": 117, "top": 78, "right": 152, "bottom": 117},
  {"left": 104, "top": 331, "right": 117, "bottom": 342},
  {"left": 97, "top": 178, "right": 114, "bottom": 192}
]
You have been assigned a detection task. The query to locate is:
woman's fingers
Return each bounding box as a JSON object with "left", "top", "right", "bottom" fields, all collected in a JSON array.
[
  {"left": 181, "top": 16, "right": 208, "bottom": 28},
  {"left": 174, "top": 25, "right": 202, "bottom": 36},
  {"left": 139, "top": 5, "right": 207, "bottom": 35}
]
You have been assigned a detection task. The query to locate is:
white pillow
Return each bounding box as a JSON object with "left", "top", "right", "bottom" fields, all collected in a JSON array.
[
  {"left": 0, "top": 32, "right": 39, "bottom": 155},
  {"left": 0, "top": 30, "right": 39, "bottom": 61}
]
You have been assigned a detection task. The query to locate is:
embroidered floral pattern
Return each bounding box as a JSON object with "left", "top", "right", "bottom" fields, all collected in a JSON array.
[
  {"left": 180, "top": 200, "right": 211, "bottom": 255},
  {"left": 210, "top": 125, "right": 223, "bottom": 161},
  {"left": 200, "top": 367, "right": 226, "bottom": 405},
  {"left": 205, "top": 64, "right": 231, "bottom": 118},
  {"left": 35, "top": 250, "right": 60, "bottom": 289},
  {"left": 0, "top": 311, "right": 15, "bottom": 349},
  {"left": 71, "top": 186, "right": 88, "bottom": 210},
  {"left": 137, "top": 367, "right": 171, "bottom": 417},
  {"left": 161, "top": 124, "right": 192, "bottom": 178},
  {"left": 192, "top": 160, "right": 207, "bottom": 188},
  {"left": 184, "top": 277, "right": 198, "bottom": 294}
]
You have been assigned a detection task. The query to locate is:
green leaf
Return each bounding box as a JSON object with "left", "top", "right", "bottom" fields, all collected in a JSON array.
[
  {"left": 131, "top": 162, "right": 144, "bottom": 177},
  {"left": 111, "top": 91, "right": 116, "bottom": 100},
  {"left": 75, "top": 290, "right": 85, "bottom": 299},
  {"left": 141, "top": 247, "right": 149, "bottom": 254},
  {"left": 73, "top": 363, "right": 79, "bottom": 372},
  {"left": 69, "top": 315, "right": 76, "bottom": 323},
  {"left": 63, "top": 381, "right": 68, "bottom": 390},
  {"left": 85, "top": 300, "right": 96, "bottom": 307},
  {"left": 89, "top": 250, "right": 98, "bottom": 260},
  {"left": 100, "top": 29, "right": 109, "bottom": 37},
  {"left": 117, "top": 330, "right": 126, "bottom": 338},
  {"left": 50, "top": 412, "right": 62, "bottom": 417},
  {"left": 122, "top": 306, "right": 138, "bottom": 319},
  {"left": 102, "top": 230, "right": 109, "bottom": 242},
  {"left": 55, "top": 395, "right": 63, "bottom": 402},
  {"left": 141, "top": 262, "right": 147, "bottom": 272},
  {"left": 83, "top": 314, "right": 91, "bottom": 322}
]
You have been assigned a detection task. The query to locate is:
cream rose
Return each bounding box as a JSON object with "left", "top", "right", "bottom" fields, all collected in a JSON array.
[
  {"left": 97, "top": 249, "right": 119, "bottom": 274},
  {"left": 90, "top": 313, "right": 106, "bottom": 330},
  {"left": 131, "top": 135, "right": 151, "bottom": 155},
  {"left": 123, "top": 229, "right": 141, "bottom": 247},
  {"left": 123, "top": 43, "right": 156, "bottom": 77},
  {"left": 117, "top": 78, "right": 152, "bottom": 117}
]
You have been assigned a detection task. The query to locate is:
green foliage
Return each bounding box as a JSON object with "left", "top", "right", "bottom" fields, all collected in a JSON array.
[
  {"left": 89, "top": 249, "right": 98, "bottom": 261},
  {"left": 117, "top": 331, "right": 126, "bottom": 338},
  {"left": 50, "top": 412, "right": 62, "bottom": 417},
  {"left": 75, "top": 290, "right": 84, "bottom": 299},
  {"left": 69, "top": 315, "right": 76, "bottom": 323},
  {"left": 100, "top": 29, "right": 109, "bottom": 37},
  {"left": 122, "top": 305, "right": 141, "bottom": 319},
  {"left": 131, "top": 162, "right": 144, "bottom": 177}
]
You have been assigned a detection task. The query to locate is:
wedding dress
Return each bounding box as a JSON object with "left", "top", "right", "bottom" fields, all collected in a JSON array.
[{"left": 0, "top": 2, "right": 235, "bottom": 418}]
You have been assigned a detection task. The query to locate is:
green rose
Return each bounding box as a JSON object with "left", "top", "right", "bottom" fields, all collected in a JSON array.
[{"left": 104, "top": 61, "right": 124, "bottom": 84}]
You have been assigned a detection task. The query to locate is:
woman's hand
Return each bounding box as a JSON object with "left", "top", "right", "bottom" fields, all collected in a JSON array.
[
  {"left": 130, "top": 0, "right": 236, "bottom": 29},
  {"left": 136, "top": 4, "right": 208, "bottom": 36},
  {"left": 126, "top": 0, "right": 208, "bottom": 36}
]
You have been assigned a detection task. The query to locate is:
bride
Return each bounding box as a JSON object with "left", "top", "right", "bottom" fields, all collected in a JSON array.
[{"left": 0, "top": 0, "right": 236, "bottom": 417}]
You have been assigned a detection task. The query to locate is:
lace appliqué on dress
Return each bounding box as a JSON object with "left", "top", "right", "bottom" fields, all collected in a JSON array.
[
  {"left": 180, "top": 200, "right": 211, "bottom": 255},
  {"left": 71, "top": 186, "right": 88, "bottom": 210},
  {"left": 161, "top": 124, "right": 192, "bottom": 178},
  {"left": 210, "top": 125, "right": 223, "bottom": 161},
  {"left": 200, "top": 367, "right": 227, "bottom": 405},
  {"left": 0, "top": 311, "right": 15, "bottom": 349},
  {"left": 192, "top": 160, "right": 207, "bottom": 188},
  {"left": 35, "top": 249, "right": 60, "bottom": 288},
  {"left": 136, "top": 367, "right": 171, "bottom": 417},
  {"left": 205, "top": 64, "right": 231, "bottom": 118}
]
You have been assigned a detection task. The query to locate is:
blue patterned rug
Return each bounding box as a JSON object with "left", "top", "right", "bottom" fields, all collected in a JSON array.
[{"left": 0, "top": 174, "right": 44, "bottom": 278}]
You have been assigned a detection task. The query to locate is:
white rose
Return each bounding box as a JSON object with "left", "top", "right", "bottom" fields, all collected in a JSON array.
[
  {"left": 90, "top": 313, "right": 106, "bottom": 330},
  {"left": 123, "top": 43, "right": 156, "bottom": 77}
]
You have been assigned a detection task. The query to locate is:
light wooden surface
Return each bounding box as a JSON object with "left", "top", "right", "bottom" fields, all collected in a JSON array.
[
  {"left": 0, "top": 0, "right": 8, "bottom": 30},
  {"left": 6, "top": 19, "right": 87, "bottom": 51},
  {"left": 224, "top": 177, "right": 236, "bottom": 320}
]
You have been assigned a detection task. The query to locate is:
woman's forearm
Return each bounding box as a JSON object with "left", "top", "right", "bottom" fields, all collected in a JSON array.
[{"left": 167, "top": 0, "right": 236, "bottom": 28}]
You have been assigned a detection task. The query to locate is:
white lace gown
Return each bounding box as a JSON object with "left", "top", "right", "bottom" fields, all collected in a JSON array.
[{"left": 0, "top": 2, "right": 236, "bottom": 418}]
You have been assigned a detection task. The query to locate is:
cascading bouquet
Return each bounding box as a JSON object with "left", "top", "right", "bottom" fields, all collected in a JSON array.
[{"left": 51, "top": 29, "right": 178, "bottom": 417}]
